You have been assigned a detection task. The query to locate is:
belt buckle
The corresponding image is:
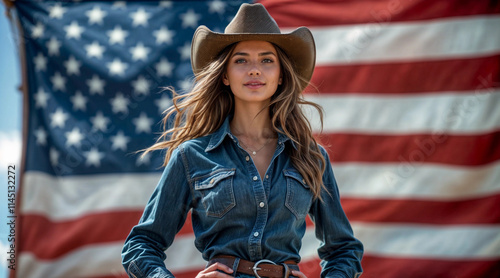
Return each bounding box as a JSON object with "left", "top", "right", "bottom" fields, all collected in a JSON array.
[{"left": 252, "top": 259, "right": 277, "bottom": 278}]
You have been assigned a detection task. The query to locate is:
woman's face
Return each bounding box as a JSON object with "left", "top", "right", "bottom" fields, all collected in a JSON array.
[{"left": 223, "top": 40, "right": 281, "bottom": 106}]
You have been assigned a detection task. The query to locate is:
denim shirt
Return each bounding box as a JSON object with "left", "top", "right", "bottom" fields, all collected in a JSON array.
[{"left": 121, "top": 117, "right": 363, "bottom": 278}]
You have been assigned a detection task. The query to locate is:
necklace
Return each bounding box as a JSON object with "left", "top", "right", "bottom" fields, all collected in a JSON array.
[{"left": 239, "top": 137, "right": 273, "bottom": 156}]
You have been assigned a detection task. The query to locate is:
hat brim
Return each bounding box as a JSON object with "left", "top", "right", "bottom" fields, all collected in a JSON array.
[{"left": 191, "top": 26, "right": 316, "bottom": 85}]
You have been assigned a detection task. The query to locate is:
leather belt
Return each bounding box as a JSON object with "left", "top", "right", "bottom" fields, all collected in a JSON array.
[{"left": 208, "top": 255, "right": 297, "bottom": 278}]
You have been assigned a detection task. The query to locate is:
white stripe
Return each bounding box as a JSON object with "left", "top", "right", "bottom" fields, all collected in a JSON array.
[
  {"left": 304, "top": 89, "right": 500, "bottom": 134},
  {"left": 334, "top": 161, "right": 500, "bottom": 200},
  {"left": 291, "top": 16, "right": 500, "bottom": 65},
  {"left": 353, "top": 222, "right": 500, "bottom": 259},
  {"left": 18, "top": 242, "right": 126, "bottom": 278},
  {"left": 18, "top": 224, "right": 500, "bottom": 278},
  {"left": 21, "top": 171, "right": 160, "bottom": 221}
]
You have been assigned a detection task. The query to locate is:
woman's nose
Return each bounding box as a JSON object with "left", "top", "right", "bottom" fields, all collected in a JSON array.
[{"left": 248, "top": 64, "right": 261, "bottom": 76}]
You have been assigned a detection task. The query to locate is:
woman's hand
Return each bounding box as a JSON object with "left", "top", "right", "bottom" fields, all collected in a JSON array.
[
  {"left": 291, "top": 270, "right": 308, "bottom": 278},
  {"left": 196, "top": 262, "right": 234, "bottom": 278}
]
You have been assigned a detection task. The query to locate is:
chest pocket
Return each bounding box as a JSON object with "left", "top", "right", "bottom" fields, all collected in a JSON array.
[
  {"left": 284, "top": 169, "right": 313, "bottom": 220},
  {"left": 194, "top": 169, "right": 236, "bottom": 218}
]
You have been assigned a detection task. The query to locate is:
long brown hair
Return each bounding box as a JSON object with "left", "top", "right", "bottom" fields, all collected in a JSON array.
[{"left": 145, "top": 42, "right": 327, "bottom": 199}]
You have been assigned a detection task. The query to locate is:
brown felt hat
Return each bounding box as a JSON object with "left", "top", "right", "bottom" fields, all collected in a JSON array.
[{"left": 191, "top": 3, "right": 316, "bottom": 86}]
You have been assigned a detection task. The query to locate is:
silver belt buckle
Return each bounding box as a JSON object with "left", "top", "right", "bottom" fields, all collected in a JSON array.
[{"left": 252, "top": 259, "right": 277, "bottom": 278}]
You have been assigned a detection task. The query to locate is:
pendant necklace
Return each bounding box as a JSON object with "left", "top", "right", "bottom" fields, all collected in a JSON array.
[{"left": 239, "top": 137, "right": 272, "bottom": 156}]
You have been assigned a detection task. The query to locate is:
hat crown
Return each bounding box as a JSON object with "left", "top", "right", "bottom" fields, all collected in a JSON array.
[{"left": 224, "top": 3, "right": 281, "bottom": 34}]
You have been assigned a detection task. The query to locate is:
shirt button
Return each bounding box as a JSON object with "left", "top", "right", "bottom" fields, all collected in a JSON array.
[
  {"left": 259, "top": 202, "right": 265, "bottom": 208},
  {"left": 210, "top": 178, "right": 215, "bottom": 184},
  {"left": 253, "top": 176, "right": 258, "bottom": 181},
  {"left": 253, "top": 232, "right": 259, "bottom": 237},
  {"left": 302, "top": 179, "right": 306, "bottom": 184},
  {"left": 246, "top": 156, "right": 250, "bottom": 161},
  {"left": 265, "top": 175, "right": 269, "bottom": 179}
]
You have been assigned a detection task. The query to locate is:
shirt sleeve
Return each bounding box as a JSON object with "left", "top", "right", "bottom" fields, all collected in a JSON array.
[
  {"left": 121, "top": 146, "right": 193, "bottom": 278},
  {"left": 309, "top": 147, "right": 364, "bottom": 278}
]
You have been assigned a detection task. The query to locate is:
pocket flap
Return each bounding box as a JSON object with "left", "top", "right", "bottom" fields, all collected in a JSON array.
[
  {"left": 283, "top": 169, "right": 310, "bottom": 189},
  {"left": 194, "top": 169, "right": 236, "bottom": 190}
]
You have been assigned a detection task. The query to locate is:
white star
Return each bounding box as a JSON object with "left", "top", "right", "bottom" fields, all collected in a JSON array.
[
  {"left": 51, "top": 72, "right": 66, "bottom": 91},
  {"left": 132, "top": 76, "right": 151, "bottom": 96},
  {"left": 155, "top": 58, "right": 174, "bottom": 77},
  {"left": 50, "top": 147, "right": 59, "bottom": 166},
  {"left": 208, "top": 0, "right": 226, "bottom": 14},
  {"left": 64, "top": 56, "right": 81, "bottom": 75},
  {"left": 179, "top": 77, "right": 194, "bottom": 91},
  {"left": 84, "top": 147, "right": 104, "bottom": 167},
  {"left": 178, "top": 42, "right": 191, "bottom": 60},
  {"left": 90, "top": 111, "right": 110, "bottom": 132},
  {"left": 136, "top": 152, "right": 150, "bottom": 166},
  {"left": 64, "top": 21, "right": 85, "bottom": 40},
  {"left": 130, "top": 8, "right": 151, "bottom": 27},
  {"left": 155, "top": 95, "right": 172, "bottom": 114},
  {"left": 50, "top": 108, "right": 69, "bottom": 128},
  {"left": 130, "top": 42, "right": 151, "bottom": 61},
  {"left": 85, "top": 41, "right": 105, "bottom": 59},
  {"left": 47, "top": 37, "right": 61, "bottom": 56},
  {"left": 70, "top": 91, "right": 87, "bottom": 111},
  {"left": 159, "top": 1, "right": 173, "bottom": 8},
  {"left": 111, "top": 131, "right": 130, "bottom": 151},
  {"left": 112, "top": 1, "right": 126, "bottom": 9},
  {"left": 34, "top": 88, "right": 49, "bottom": 108},
  {"left": 107, "top": 58, "right": 128, "bottom": 76},
  {"left": 107, "top": 25, "right": 128, "bottom": 45},
  {"left": 87, "top": 75, "right": 105, "bottom": 95},
  {"left": 180, "top": 9, "right": 200, "bottom": 29},
  {"left": 49, "top": 3, "right": 67, "bottom": 19},
  {"left": 110, "top": 92, "right": 130, "bottom": 114},
  {"left": 34, "top": 53, "right": 47, "bottom": 71},
  {"left": 31, "top": 22, "right": 45, "bottom": 39},
  {"left": 65, "top": 127, "right": 84, "bottom": 147},
  {"left": 133, "top": 112, "right": 153, "bottom": 133},
  {"left": 153, "top": 26, "right": 174, "bottom": 44},
  {"left": 86, "top": 6, "right": 107, "bottom": 25},
  {"left": 35, "top": 127, "right": 47, "bottom": 146}
]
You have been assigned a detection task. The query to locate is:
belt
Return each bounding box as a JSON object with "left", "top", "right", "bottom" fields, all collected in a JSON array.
[{"left": 208, "top": 255, "right": 297, "bottom": 278}]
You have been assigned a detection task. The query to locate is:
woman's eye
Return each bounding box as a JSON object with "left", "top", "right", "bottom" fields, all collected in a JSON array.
[
  {"left": 235, "top": 59, "right": 246, "bottom": 64},
  {"left": 262, "top": 58, "right": 273, "bottom": 63}
]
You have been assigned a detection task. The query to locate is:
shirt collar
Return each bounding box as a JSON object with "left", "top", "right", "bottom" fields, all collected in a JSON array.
[{"left": 205, "top": 116, "right": 297, "bottom": 152}]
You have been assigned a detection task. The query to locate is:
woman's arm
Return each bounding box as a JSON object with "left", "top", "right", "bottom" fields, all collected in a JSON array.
[
  {"left": 122, "top": 147, "right": 193, "bottom": 278},
  {"left": 309, "top": 148, "right": 364, "bottom": 278}
]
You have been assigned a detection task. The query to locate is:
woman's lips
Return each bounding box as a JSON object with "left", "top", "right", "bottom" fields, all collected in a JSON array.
[{"left": 244, "top": 81, "right": 265, "bottom": 89}]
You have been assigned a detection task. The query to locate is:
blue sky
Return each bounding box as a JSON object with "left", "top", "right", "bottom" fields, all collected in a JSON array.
[{"left": 0, "top": 3, "right": 22, "bottom": 278}]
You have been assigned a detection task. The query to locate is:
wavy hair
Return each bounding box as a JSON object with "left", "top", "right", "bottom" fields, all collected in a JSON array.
[{"left": 145, "top": 43, "right": 327, "bottom": 199}]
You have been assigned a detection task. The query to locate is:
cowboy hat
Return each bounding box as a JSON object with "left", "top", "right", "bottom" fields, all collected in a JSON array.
[{"left": 191, "top": 3, "right": 316, "bottom": 86}]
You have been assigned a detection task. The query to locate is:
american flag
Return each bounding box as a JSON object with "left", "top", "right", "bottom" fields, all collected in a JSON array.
[{"left": 8, "top": 0, "right": 500, "bottom": 277}]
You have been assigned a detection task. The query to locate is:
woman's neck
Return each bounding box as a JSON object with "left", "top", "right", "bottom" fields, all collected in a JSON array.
[{"left": 230, "top": 105, "right": 275, "bottom": 139}]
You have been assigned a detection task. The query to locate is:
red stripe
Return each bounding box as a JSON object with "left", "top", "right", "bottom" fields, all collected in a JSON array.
[
  {"left": 342, "top": 194, "right": 500, "bottom": 224},
  {"left": 309, "top": 54, "right": 500, "bottom": 94},
  {"left": 19, "top": 211, "right": 142, "bottom": 259},
  {"left": 18, "top": 210, "right": 194, "bottom": 260},
  {"left": 361, "top": 255, "right": 500, "bottom": 278},
  {"left": 260, "top": 0, "right": 500, "bottom": 27},
  {"left": 316, "top": 131, "right": 500, "bottom": 166}
]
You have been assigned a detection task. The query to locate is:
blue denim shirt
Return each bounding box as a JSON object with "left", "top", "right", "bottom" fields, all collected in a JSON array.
[{"left": 122, "top": 117, "right": 363, "bottom": 278}]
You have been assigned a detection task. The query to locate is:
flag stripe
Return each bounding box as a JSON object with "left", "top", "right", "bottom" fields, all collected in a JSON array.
[
  {"left": 353, "top": 222, "right": 500, "bottom": 259},
  {"left": 342, "top": 194, "right": 500, "bottom": 224},
  {"left": 360, "top": 255, "right": 500, "bottom": 278},
  {"left": 306, "top": 90, "right": 500, "bottom": 134},
  {"left": 261, "top": 0, "right": 500, "bottom": 27},
  {"left": 334, "top": 162, "right": 500, "bottom": 200},
  {"left": 319, "top": 131, "right": 500, "bottom": 166},
  {"left": 21, "top": 171, "right": 159, "bottom": 221},
  {"left": 19, "top": 211, "right": 142, "bottom": 259},
  {"left": 304, "top": 16, "right": 500, "bottom": 65},
  {"left": 311, "top": 54, "right": 500, "bottom": 94}
]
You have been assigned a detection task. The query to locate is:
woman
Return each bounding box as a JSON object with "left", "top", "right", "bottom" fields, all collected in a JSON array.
[{"left": 122, "top": 3, "right": 363, "bottom": 278}]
